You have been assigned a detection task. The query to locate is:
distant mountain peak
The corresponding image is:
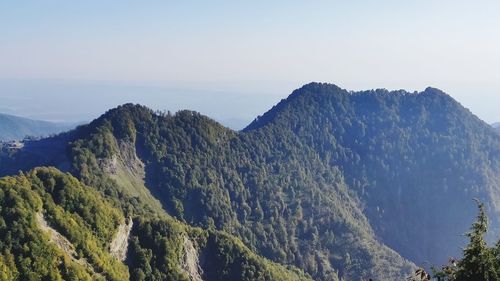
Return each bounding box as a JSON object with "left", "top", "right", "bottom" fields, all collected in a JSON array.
[
  {"left": 244, "top": 83, "right": 457, "bottom": 131},
  {"left": 0, "top": 113, "right": 76, "bottom": 141},
  {"left": 299, "top": 82, "right": 342, "bottom": 91}
]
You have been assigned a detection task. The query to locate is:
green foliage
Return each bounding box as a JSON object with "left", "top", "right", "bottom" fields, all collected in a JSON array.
[
  {"left": 246, "top": 83, "right": 500, "bottom": 265},
  {"left": 0, "top": 166, "right": 310, "bottom": 281},
  {"left": 0, "top": 170, "right": 94, "bottom": 280},
  {"left": 430, "top": 201, "right": 499, "bottom": 281},
  {"left": 455, "top": 201, "right": 497, "bottom": 280},
  {"left": 32, "top": 168, "right": 129, "bottom": 281},
  {"left": 203, "top": 230, "right": 311, "bottom": 281},
  {"left": 1, "top": 83, "right": 499, "bottom": 280},
  {"left": 127, "top": 216, "right": 311, "bottom": 281},
  {"left": 64, "top": 103, "right": 414, "bottom": 280},
  {"left": 32, "top": 167, "right": 123, "bottom": 244},
  {"left": 127, "top": 216, "right": 192, "bottom": 280},
  {"left": 0, "top": 167, "right": 132, "bottom": 280}
]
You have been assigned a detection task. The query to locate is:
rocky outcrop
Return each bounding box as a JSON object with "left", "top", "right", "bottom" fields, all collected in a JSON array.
[
  {"left": 181, "top": 236, "right": 203, "bottom": 281},
  {"left": 110, "top": 218, "right": 133, "bottom": 261},
  {"left": 36, "top": 212, "right": 97, "bottom": 276}
]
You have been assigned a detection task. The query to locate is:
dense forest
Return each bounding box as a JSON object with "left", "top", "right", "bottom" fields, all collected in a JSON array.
[
  {"left": 0, "top": 167, "right": 310, "bottom": 281},
  {"left": 0, "top": 83, "right": 499, "bottom": 280},
  {"left": 245, "top": 84, "right": 500, "bottom": 265},
  {"left": 64, "top": 102, "right": 414, "bottom": 280}
]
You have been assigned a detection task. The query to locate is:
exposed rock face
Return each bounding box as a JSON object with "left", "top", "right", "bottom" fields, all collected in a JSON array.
[
  {"left": 110, "top": 217, "right": 133, "bottom": 261},
  {"left": 36, "top": 212, "right": 77, "bottom": 258},
  {"left": 101, "top": 141, "right": 145, "bottom": 177},
  {"left": 36, "top": 212, "right": 97, "bottom": 275},
  {"left": 100, "top": 140, "right": 165, "bottom": 214},
  {"left": 181, "top": 236, "right": 203, "bottom": 281}
]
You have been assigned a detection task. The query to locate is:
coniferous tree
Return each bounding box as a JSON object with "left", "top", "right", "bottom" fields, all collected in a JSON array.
[
  {"left": 427, "top": 201, "right": 499, "bottom": 281},
  {"left": 454, "top": 201, "right": 497, "bottom": 281}
]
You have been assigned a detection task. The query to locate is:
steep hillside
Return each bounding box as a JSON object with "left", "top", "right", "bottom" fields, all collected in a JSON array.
[
  {"left": 246, "top": 83, "right": 500, "bottom": 265},
  {"left": 1, "top": 83, "right": 497, "bottom": 279},
  {"left": 0, "top": 113, "right": 75, "bottom": 141},
  {"left": 0, "top": 103, "right": 415, "bottom": 280},
  {"left": 0, "top": 167, "right": 311, "bottom": 281},
  {"left": 0, "top": 167, "right": 128, "bottom": 280},
  {"left": 65, "top": 104, "right": 414, "bottom": 280}
]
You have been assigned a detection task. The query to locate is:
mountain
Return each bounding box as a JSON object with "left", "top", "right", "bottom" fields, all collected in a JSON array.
[
  {"left": 0, "top": 113, "right": 75, "bottom": 141},
  {"left": 53, "top": 104, "right": 414, "bottom": 280},
  {"left": 0, "top": 101, "right": 414, "bottom": 280},
  {"left": 0, "top": 82, "right": 498, "bottom": 280},
  {"left": 0, "top": 167, "right": 310, "bottom": 281},
  {"left": 246, "top": 84, "right": 500, "bottom": 263},
  {"left": 493, "top": 122, "right": 500, "bottom": 133}
]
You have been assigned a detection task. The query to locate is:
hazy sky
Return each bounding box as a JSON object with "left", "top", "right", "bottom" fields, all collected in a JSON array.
[{"left": 1, "top": 1, "right": 499, "bottom": 127}]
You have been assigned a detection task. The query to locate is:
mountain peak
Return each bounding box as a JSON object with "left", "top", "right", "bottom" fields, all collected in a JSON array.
[
  {"left": 423, "top": 86, "right": 451, "bottom": 97},
  {"left": 244, "top": 83, "right": 458, "bottom": 131},
  {"left": 243, "top": 83, "right": 346, "bottom": 131},
  {"left": 299, "top": 82, "right": 342, "bottom": 92},
  {"left": 0, "top": 113, "right": 76, "bottom": 141}
]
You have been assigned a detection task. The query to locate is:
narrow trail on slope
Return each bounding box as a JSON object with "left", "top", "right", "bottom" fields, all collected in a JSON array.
[{"left": 110, "top": 217, "right": 133, "bottom": 261}]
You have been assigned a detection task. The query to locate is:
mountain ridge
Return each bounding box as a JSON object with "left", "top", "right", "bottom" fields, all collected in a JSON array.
[
  {"left": 245, "top": 83, "right": 500, "bottom": 263},
  {"left": 0, "top": 112, "right": 76, "bottom": 141},
  {"left": 245, "top": 83, "right": 460, "bottom": 131},
  {"left": 0, "top": 82, "right": 498, "bottom": 280}
]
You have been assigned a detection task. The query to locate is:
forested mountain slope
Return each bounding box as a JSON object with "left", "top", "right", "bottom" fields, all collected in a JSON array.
[
  {"left": 0, "top": 103, "right": 414, "bottom": 280},
  {"left": 1, "top": 82, "right": 498, "bottom": 280},
  {"left": 62, "top": 104, "right": 414, "bottom": 280},
  {"left": 0, "top": 167, "right": 311, "bottom": 281},
  {"left": 245, "top": 83, "right": 500, "bottom": 265}
]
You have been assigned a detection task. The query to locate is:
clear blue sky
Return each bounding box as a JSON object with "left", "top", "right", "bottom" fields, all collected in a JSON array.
[{"left": 1, "top": 1, "right": 499, "bottom": 128}]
